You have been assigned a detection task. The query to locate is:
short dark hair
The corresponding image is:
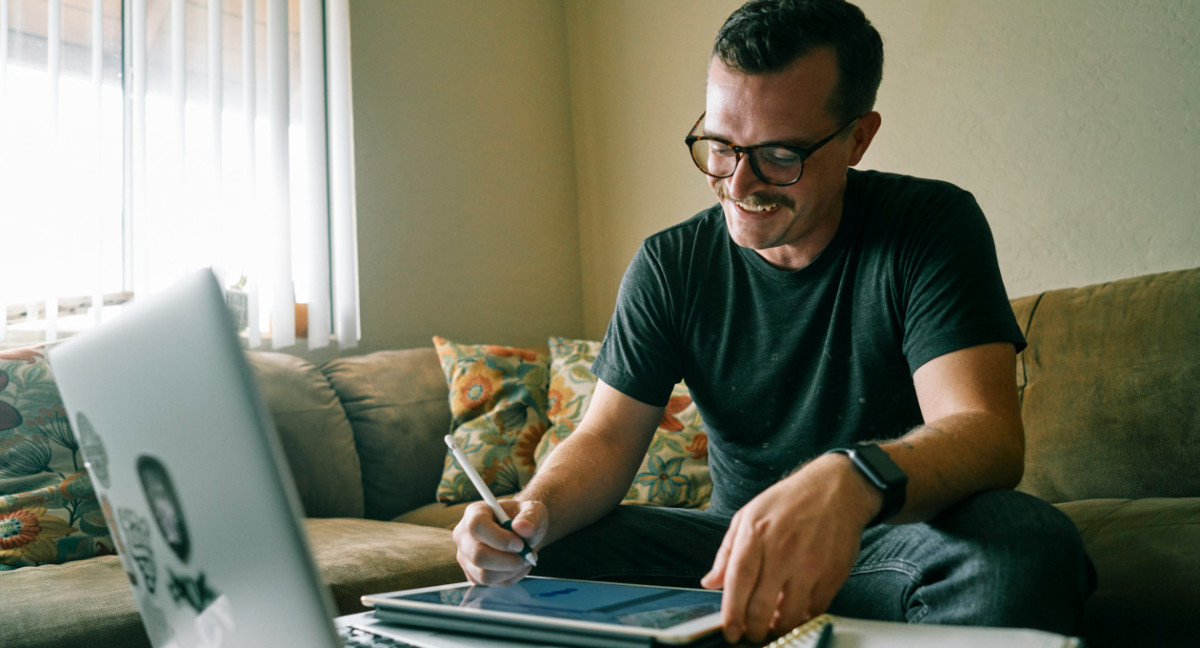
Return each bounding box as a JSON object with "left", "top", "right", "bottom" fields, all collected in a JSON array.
[{"left": 712, "top": 0, "right": 884, "bottom": 124}]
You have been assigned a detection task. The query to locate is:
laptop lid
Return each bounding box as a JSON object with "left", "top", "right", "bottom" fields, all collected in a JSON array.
[{"left": 50, "top": 269, "right": 340, "bottom": 648}]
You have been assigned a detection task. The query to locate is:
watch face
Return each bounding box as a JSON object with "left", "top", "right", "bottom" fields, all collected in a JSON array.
[{"left": 853, "top": 444, "right": 908, "bottom": 488}]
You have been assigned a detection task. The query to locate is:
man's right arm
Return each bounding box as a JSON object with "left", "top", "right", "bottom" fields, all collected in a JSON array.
[{"left": 452, "top": 379, "right": 664, "bottom": 585}]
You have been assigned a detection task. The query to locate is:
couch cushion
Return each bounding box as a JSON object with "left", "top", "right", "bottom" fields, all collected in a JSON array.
[
  {"left": 304, "top": 517, "right": 461, "bottom": 614},
  {"left": 393, "top": 501, "right": 471, "bottom": 530},
  {"left": 1017, "top": 268, "right": 1200, "bottom": 502},
  {"left": 536, "top": 337, "right": 712, "bottom": 508},
  {"left": 247, "top": 352, "right": 364, "bottom": 518},
  {"left": 1, "top": 346, "right": 113, "bottom": 570},
  {"left": 1057, "top": 498, "right": 1200, "bottom": 648},
  {"left": 321, "top": 349, "right": 452, "bottom": 521},
  {"left": 0, "top": 519, "right": 464, "bottom": 648},
  {"left": 432, "top": 337, "right": 550, "bottom": 504},
  {"left": 0, "top": 554, "right": 150, "bottom": 648}
]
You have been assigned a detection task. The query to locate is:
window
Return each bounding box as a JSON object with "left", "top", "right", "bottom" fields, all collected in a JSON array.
[{"left": 1, "top": 0, "right": 359, "bottom": 351}]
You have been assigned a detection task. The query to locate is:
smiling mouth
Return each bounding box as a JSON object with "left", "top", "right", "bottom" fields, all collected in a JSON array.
[
  {"left": 734, "top": 200, "right": 781, "bottom": 213},
  {"left": 715, "top": 183, "right": 793, "bottom": 215}
]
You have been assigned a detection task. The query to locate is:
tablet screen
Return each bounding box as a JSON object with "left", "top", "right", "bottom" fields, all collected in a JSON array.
[{"left": 379, "top": 578, "right": 722, "bottom": 630}]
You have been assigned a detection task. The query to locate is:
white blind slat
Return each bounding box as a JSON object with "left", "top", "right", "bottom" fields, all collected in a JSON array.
[
  {"left": 301, "top": 0, "right": 330, "bottom": 350},
  {"left": 242, "top": 0, "right": 261, "bottom": 349},
  {"left": 208, "top": 0, "right": 224, "bottom": 288},
  {"left": 130, "top": 0, "right": 148, "bottom": 299},
  {"left": 1, "top": 0, "right": 8, "bottom": 340},
  {"left": 46, "top": 0, "right": 62, "bottom": 341},
  {"left": 91, "top": 0, "right": 104, "bottom": 326},
  {"left": 327, "top": 0, "right": 360, "bottom": 349},
  {"left": 267, "top": 0, "right": 293, "bottom": 349}
]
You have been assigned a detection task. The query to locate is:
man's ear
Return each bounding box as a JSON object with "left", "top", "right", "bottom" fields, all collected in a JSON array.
[{"left": 848, "top": 111, "right": 882, "bottom": 166}]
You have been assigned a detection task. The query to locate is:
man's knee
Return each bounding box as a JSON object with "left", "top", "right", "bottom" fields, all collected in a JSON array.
[
  {"left": 931, "top": 490, "right": 1095, "bottom": 632},
  {"left": 940, "top": 490, "right": 1089, "bottom": 572}
]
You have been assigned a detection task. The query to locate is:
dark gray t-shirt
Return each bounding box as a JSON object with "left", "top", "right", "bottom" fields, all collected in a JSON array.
[{"left": 592, "top": 169, "right": 1025, "bottom": 517}]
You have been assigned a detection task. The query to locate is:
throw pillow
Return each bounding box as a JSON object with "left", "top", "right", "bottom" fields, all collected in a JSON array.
[
  {"left": 432, "top": 336, "right": 550, "bottom": 504},
  {"left": 0, "top": 346, "right": 112, "bottom": 570},
  {"left": 535, "top": 337, "right": 711, "bottom": 508}
]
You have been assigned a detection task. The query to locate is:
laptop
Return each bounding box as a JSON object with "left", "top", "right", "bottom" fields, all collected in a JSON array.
[{"left": 49, "top": 268, "right": 565, "bottom": 648}]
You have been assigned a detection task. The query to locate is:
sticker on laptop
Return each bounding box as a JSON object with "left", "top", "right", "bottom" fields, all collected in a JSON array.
[
  {"left": 137, "top": 454, "right": 191, "bottom": 563},
  {"left": 118, "top": 506, "right": 158, "bottom": 593},
  {"left": 74, "top": 411, "right": 111, "bottom": 488}
]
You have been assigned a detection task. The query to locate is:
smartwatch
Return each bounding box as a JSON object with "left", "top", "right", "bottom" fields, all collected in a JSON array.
[{"left": 825, "top": 444, "right": 908, "bottom": 526}]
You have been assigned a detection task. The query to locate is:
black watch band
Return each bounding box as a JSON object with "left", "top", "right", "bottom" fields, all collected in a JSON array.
[{"left": 825, "top": 444, "right": 908, "bottom": 526}]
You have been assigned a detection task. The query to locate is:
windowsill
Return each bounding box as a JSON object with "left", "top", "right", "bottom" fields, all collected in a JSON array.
[{"left": 2, "top": 313, "right": 352, "bottom": 366}]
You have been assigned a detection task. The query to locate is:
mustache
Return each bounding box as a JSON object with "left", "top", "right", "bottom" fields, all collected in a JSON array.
[{"left": 714, "top": 182, "right": 796, "bottom": 210}]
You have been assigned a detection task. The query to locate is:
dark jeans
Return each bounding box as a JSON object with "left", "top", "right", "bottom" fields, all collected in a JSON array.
[{"left": 532, "top": 489, "right": 1095, "bottom": 635}]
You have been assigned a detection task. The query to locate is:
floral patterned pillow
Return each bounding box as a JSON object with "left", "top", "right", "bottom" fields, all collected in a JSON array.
[
  {"left": 0, "top": 346, "right": 112, "bottom": 570},
  {"left": 535, "top": 337, "right": 711, "bottom": 508},
  {"left": 433, "top": 336, "right": 550, "bottom": 504}
]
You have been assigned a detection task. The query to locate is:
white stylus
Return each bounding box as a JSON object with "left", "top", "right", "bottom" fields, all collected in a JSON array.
[{"left": 444, "top": 435, "right": 538, "bottom": 566}]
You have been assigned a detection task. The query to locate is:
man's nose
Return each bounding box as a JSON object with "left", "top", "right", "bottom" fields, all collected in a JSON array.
[{"left": 724, "top": 153, "right": 765, "bottom": 198}]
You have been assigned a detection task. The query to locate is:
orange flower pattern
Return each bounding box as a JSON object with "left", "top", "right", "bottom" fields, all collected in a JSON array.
[
  {"left": 434, "top": 336, "right": 550, "bottom": 503},
  {"left": 658, "top": 395, "right": 693, "bottom": 432},
  {"left": 0, "top": 504, "right": 77, "bottom": 564},
  {"left": 534, "top": 337, "right": 711, "bottom": 508},
  {"left": 450, "top": 360, "right": 503, "bottom": 419}
]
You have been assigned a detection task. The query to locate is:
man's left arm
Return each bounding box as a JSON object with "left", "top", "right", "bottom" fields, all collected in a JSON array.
[
  {"left": 871, "top": 340, "right": 1024, "bottom": 523},
  {"left": 703, "top": 341, "right": 1023, "bottom": 643}
]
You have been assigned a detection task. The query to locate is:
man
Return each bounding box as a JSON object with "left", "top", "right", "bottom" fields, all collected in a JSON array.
[{"left": 453, "top": 1, "right": 1093, "bottom": 643}]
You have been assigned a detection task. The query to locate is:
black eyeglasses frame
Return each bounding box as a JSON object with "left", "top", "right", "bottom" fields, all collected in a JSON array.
[{"left": 684, "top": 112, "right": 863, "bottom": 186}]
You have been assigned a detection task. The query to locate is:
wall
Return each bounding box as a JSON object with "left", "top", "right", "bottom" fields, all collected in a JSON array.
[
  {"left": 568, "top": 0, "right": 1200, "bottom": 339},
  {"left": 564, "top": 0, "right": 743, "bottom": 339},
  {"left": 342, "top": 1, "right": 1200, "bottom": 352},
  {"left": 857, "top": 0, "right": 1200, "bottom": 299},
  {"left": 345, "top": 0, "right": 582, "bottom": 354}
]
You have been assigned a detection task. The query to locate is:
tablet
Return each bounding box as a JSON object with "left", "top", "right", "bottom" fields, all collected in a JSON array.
[{"left": 361, "top": 577, "right": 724, "bottom": 647}]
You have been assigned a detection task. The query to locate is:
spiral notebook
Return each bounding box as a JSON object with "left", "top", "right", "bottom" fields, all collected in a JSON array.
[{"left": 766, "top": 614, "right": 1083, "bottom": 648}]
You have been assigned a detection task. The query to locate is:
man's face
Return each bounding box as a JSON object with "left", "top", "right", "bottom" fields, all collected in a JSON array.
[{"left": 704, "top": 49, "right": 873, "bottom": 270}]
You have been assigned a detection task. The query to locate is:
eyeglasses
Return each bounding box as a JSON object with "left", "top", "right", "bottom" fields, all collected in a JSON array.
[{"left": 684, "top": 112, "right": 862, "bottom": 186}]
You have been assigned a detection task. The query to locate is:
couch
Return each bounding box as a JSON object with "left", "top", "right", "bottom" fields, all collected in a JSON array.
[{"left": 2, "top": 266, "right": 1197, "bottom": 648}]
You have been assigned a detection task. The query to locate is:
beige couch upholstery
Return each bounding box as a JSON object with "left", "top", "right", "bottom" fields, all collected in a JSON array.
[
  {"left": 1009, "top": 267, "right": 1200, "bottom": 648},
  {"left": 3, "top": 267, "right": 1197, "bottom": 648}
]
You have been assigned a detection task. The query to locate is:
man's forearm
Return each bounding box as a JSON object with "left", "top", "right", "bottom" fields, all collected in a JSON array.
[
  {"left": 515, "top": 427, "right": 646, "bottom": 546},
  {"left": 879, "top": 410, "right": 1024, "bottom": 524},
  {"left": 518, "top": 379, "right": 667, "bottom": 547}
]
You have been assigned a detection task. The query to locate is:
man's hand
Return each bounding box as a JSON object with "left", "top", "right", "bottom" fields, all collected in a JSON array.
[
  {"left": 700, "top": 454, "right": 880, "bottom": 644},
  {"left": 452, "top": 499, "right": 548, "bottom": 586}
]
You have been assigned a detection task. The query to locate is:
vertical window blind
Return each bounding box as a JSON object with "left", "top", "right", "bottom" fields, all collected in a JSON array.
[{"left": 1, "top": 0, "right": 359, "bottom": 351}]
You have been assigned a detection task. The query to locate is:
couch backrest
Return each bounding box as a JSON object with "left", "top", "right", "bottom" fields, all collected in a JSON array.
[
  {"left": 247, "top": 352, "right": 364, "bottom": 518},
  {"left": 320, "top": 348, "right": 452, "bottom": 521},
  {"left": 1013, "top": 267, "right": 1200, "bottom": 502}
]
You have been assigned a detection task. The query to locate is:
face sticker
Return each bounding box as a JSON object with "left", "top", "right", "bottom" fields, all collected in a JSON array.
[
  {"left": 118, "top": 507, "right": 157, "bottom": 593},
  {"left": 74, "top": 411, "right": 110, "bottom": 488},
  {"left": 136, "top": 454, "right": 191, "bottom": 562}
]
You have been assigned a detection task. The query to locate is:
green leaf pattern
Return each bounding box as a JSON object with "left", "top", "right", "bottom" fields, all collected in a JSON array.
[{"left": 0, "top": 348, "right": 112, "bottom": 569}]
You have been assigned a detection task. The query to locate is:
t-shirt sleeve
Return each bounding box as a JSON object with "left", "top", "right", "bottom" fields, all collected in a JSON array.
[
  {"left": 591, "top": 244, "right": 682, "bottom": 408},
  {"left": 895, "top": 188, "right": 1026, "bottom": 373}
]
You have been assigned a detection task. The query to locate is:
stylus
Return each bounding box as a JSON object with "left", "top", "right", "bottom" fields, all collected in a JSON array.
[{"left": 444, "top": 435, "right": 538, "bottom": 567}]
